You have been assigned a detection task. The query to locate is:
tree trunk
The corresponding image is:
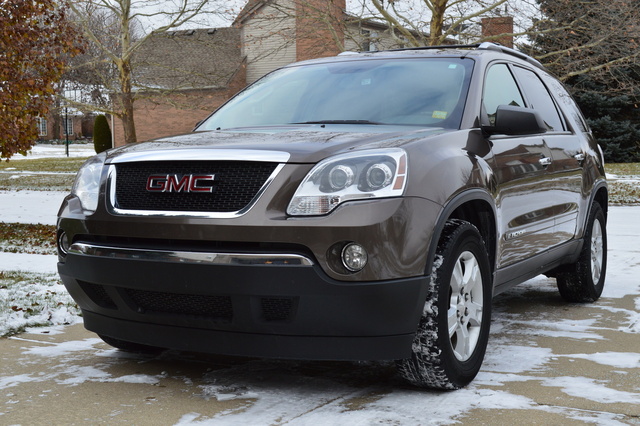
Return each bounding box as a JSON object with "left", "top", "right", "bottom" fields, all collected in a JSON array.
[
  {"left": 117, "top": 58, "right": 137, "bottom": 144},
  {"left": 119, "top": 0, "right": 136, "bottom": 144},
  {"left": 429, "top": 0, "right": 447, "bottom": 46},
  {"left": 119, "top": 88, "right": 137, "bottom": 145}
]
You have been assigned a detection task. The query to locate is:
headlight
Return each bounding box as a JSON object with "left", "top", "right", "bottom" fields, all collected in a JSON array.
[
  {"left": 287, "top": 149, "right": 407, "bottom": 216},
  {"left": 71, "top": 152, "right": 106, "bottom": 213}
]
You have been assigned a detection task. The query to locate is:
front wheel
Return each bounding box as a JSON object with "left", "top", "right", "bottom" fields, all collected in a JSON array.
[
  {"left": 556, "top": 201, "right": 607, "bottom": 302},
  {"left": 397, "top": 219, "right": 492, "bottom": 389}
]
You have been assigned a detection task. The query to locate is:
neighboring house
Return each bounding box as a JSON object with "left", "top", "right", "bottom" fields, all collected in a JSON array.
[
  {"left": 112, "top": 27, "right": 246, "bottom": 146},
  {"left": 37, "top": 111, "right": 95, "bottom": 142},
  {"left": 234, "top": 0, "right": 411, "bottom": 84},
  {"left": 112, "top": 0, "right": 513, "bottom": 146},
  {"left": 112, "top": 0, "right": 409, "bottom": 146}
]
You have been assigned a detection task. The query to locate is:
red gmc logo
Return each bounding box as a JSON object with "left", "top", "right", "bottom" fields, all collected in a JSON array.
[{"left": 146, "top": 174, "right": 216, "bottom": 193}]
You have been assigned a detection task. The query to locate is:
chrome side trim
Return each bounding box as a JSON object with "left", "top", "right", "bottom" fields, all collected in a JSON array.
[
  {"left": 68, "top": 243, "right": 314, "bottom": 266},
  {"left": 108, "top": 149, "right": 290, "bottom": 164},
  {"left": 106, "top": 162, "right": 286, "bottom": 218}
]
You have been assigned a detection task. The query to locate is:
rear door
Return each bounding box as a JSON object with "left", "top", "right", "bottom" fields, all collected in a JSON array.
[
  {"left": 482, "top": 63, "right": 559, "bottom": 267},
  {"left": 510, "top": 66, "right": 583, "bottom": 244}
]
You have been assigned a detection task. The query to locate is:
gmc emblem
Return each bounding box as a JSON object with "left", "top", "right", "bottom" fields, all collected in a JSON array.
[{"left": 146, "top": 174, "right": 216, "bottom": 193}]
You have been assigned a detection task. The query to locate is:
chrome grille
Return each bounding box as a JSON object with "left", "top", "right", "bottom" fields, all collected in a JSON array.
[{"left": 113, "top": 161, "right": 278, "bottom": 213}]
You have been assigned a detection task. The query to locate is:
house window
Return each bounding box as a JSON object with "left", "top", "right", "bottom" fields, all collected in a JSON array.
[
  {"left": 37, "top": 118, "right": 47, "bottom": 136},
  {"left": 63, "top": 117, "right": 73, "bottom": 136},
  {"left": 361, "top": 30, "right": 378, "bottom": 52}
]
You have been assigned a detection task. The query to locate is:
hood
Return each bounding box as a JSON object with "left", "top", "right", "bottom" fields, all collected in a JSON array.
[{"left": 105, "top": 125, "right": 453, "bottom": 164}]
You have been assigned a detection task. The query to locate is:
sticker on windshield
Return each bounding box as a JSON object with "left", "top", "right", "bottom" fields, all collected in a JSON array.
[{"left": 432, "top": 111, "right": 447, "bottom": 119}]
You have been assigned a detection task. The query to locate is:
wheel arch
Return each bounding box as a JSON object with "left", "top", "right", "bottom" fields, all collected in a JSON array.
[
  {"left": 591, "top": 183, "right": 608, "bottom": 220},
  {"left": 426, "top": 190, "right": 497, "bottom": 277},
  {"left": 576, "top": 181, "right": 608, "bottom": 241}
]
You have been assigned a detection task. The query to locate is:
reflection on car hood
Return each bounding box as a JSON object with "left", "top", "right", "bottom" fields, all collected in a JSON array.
[{"left": 105, "top": 125, "right": 452, "bottom": 163}]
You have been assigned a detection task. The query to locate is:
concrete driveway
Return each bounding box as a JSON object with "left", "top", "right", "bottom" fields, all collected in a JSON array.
[{"left": 1, "top": 207, "right": 639, "bottom": 425}]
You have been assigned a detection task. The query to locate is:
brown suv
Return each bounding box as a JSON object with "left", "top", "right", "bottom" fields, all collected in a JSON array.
[{"left": 57, "top": 43, "right": 607, "bottom": 389}]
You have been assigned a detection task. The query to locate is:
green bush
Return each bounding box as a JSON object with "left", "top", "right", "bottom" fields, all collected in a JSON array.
[{"left": 93, "top": 114, "right": 112, "bottom": 154}]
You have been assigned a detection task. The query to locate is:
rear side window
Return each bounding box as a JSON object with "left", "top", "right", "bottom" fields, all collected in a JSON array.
[
  {"left": 512, "top": 66, "right": 564, "bottom": 131},
  {"left": 483, "top": 64, "right": 524, "bottom": 125},
  {"left": 541, "top": 74, "right": 589, "bottom": 133}
]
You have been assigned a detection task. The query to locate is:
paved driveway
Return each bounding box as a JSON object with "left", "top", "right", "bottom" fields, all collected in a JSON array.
[{"left": 1, "top": 207, "right": 639, "bottom": 425}]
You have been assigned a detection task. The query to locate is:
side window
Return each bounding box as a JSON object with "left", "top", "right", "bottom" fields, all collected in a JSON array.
[
  {"left": 542, "top": 74, "right": 589, "bottom": 133},
  {"left": 483, "top": 64, "right": 524, "bottom": 125},
  {"left": 512, "top": 66, "right": 564, "bottom": 131}
]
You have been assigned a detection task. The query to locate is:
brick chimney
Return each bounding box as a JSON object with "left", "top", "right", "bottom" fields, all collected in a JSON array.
[
  {"left": 481, "top": 16, "right": 513, "bottom": 48},
  {"left": 295, "top": 0, "right": 346, "bottom": 61}
]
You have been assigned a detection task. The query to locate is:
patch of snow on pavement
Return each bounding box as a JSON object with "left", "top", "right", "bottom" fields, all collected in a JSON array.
[
  {"left": 558, "top": 352, "right": 640, "bottom": 369},
  {"left": 541, "top": 376, "right": 640, "bottom": 404},
  {"left": 603, "top": 206, "right": 640, "bottom": 298},
  {"left": 22, "top": 338, "right": 103, "bottom": 357}
]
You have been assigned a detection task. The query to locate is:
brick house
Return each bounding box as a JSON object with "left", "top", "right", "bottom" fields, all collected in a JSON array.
[
  {"left": 112, "top": 27, "right": 246, "bottom": 146},
  {"left": 481, "top": 16, "right": 514, "bottom": 48},
  {"left": 36, "top": 112, "right": 95, "bottom": 142},
  {"left": 112, "top": 0, "right": 413, "bottom": 146}
]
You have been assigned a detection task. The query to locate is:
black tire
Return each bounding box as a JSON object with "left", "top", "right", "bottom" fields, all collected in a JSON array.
[
  {"left": 397, "top": 219, "right": 492, "bottom": 389},
  {"left": 556, "top": 202, "right": 607, "bottom": 302},
  {"left": 99, "top": 335, "right": 165, "bottom": 354}
]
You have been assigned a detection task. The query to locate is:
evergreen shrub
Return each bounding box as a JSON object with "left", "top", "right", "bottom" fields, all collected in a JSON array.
[{"left": 93, "top": 114, "right": 112, "bottom": 154}]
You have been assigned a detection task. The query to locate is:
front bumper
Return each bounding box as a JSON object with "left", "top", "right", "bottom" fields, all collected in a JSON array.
[{"left": 58, "top": 242, "right": 427, "bottom": 360}]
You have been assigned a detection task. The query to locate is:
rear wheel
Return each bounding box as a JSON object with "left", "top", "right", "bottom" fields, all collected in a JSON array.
[
  {"left": 556, "top": 202, "right": 607, "bottom": 302},
  {"left": 397, "top": 219, "right": 492, "bottom": 389}
]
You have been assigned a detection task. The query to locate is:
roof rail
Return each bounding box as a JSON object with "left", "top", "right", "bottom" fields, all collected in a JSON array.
[
  {"left": 386, "top": 44, "right": 481, "bottom": 52},
  {"left": 377, "top": 42, "right": 545, "bottom": 70},
  {"left": 477, "top": 42, "right": 544, "bottom": 70}
]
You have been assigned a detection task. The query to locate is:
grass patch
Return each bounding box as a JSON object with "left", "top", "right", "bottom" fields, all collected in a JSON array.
[
  {"left": 0, "top": 222, "right": 57, "bottom": 255},
  {"left": 0, "top": 157, "right": 86, "bottom": 191},
  {"left": 0, "top": 173, "right": 77, "bottom": 192},
  {"left": 0, "top": 271, "right": 80, "bottom": 337},
  {"left": 608, "top": 181, "right": 640, "bottom": 204},
  {"left": 607, "top": 163, "right": 640, "bottom": 205},
  {"left": 0, "top": 157, "right": 88, "bottom": 173},
  {"left": 606, "top": 162, "right": 640, "bottom": 176}
]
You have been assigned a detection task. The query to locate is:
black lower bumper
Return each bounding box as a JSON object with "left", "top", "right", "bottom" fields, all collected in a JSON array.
[{"left": 58, "top": 247, "right": 427, "bottom": 361}]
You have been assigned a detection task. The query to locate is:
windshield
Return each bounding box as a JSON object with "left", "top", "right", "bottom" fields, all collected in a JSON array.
[{"left": 199, "top": 57, "right": 474, "bottom": 130}]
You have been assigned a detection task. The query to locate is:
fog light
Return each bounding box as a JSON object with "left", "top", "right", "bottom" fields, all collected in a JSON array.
[
  {"left": 341, "top": 243, "right": 368, "bottom": 272},
  {"left": 58, "top": 232, "right": 70, "bottom": 255}
]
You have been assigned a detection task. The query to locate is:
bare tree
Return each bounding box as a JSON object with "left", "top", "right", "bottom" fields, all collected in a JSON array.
[
  {"left": 346, "top": 0, "right": 640, "bottom": 86},
  {"left": 524, "top": 0, "right": 640, "bottom": 87},
  {"left": 65, "top": 0, "right": 238, "bottom": 144},
  {"left": 346, "top": 0, "right": 518, "bottom": 47}
]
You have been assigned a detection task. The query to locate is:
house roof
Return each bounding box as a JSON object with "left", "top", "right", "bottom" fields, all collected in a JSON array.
[
  {"left": 233, "top": 0, "right": 270, "bottom": 26},
  {"left": 133, "top": 27, "right": 243, "bottom": 91}
]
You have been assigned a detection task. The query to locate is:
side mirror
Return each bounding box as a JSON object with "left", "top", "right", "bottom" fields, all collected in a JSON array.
[{"left": 483, "top": 105, "right": 548, "bottom": 136}]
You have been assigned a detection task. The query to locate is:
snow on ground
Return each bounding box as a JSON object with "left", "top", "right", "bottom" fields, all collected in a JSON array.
[
  {"left": 0, "top": 190, "right": 69, "bottom": 225},
  {"left": 0, "top": 252, "right": 58, "bottom": 274},
  {"left": 8, "top": 143, "right": 96, "bottom": 160}
]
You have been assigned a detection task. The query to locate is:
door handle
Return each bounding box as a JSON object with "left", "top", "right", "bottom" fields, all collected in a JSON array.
[{"left": 538, "top": 157, "right": 552, "bottom": 167}]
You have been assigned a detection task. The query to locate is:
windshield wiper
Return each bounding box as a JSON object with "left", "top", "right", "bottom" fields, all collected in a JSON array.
[{"left": 291, "top": 120, "right": 382, "bottom": 125}]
